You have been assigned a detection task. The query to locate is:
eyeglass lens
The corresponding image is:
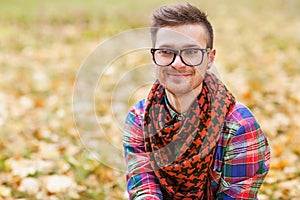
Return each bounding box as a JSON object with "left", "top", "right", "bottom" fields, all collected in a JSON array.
[{"left": 152, "top": 49, "right": 206, "bottom": 66}]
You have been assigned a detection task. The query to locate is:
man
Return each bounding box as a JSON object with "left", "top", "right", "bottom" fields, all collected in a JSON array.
[{"left": 123, "top": 3, "right": 270, "bottom": 200}]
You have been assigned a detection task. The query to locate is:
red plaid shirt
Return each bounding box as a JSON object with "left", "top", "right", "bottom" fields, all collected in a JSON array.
[{"left": 123, "top": 100, "right": 270, "bottom": 199}]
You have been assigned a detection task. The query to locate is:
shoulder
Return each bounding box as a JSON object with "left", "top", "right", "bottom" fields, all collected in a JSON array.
[
  {"left": 125, "top": 99, "right": 146, "bottom": 125},
  {"left": 226, "top": 102, "right": 256, "bottom": 124},
  {"left": 218, "top": 102, "right": 268, "bottom": 154},
  {"left": 225, "top": 102, "right": 262, "bottom": 135},
  {"left": 123, "top": 99, "right": 146, "bottom": 143},
  {"left": 129, "top": 99, "right": 146, "bottom": 116}
]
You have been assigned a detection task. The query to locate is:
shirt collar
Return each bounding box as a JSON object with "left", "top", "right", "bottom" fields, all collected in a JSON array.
[{"left": 164, "top": 94, "right": 187, "bottom": 120}]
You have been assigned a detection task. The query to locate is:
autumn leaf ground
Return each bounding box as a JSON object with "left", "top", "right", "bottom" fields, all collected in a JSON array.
[{"left": 0, "top": 0, "right": 300, "bottom": 199}]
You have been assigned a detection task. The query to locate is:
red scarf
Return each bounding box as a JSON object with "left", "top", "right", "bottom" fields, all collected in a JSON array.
[{"left": 143, "top": 72, "right": 236, "bottom": 199}]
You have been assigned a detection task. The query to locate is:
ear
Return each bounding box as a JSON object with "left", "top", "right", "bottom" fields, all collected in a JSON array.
[{"left": 207, "top": 49, "right": 216, "bottom": 69}]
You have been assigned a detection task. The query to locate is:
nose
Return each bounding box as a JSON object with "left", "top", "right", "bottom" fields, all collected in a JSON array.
[{"left": 171, "top": 54, "right": 185, "bottom": 68}]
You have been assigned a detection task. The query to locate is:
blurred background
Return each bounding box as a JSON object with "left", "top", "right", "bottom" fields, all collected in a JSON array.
[{"left": 0, "top": 0, "right": 300, "bottom": 199}]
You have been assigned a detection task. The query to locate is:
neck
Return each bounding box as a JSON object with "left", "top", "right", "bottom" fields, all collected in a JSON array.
[{"left": 166, "top": 84, "right": 203, "bottom": 113}]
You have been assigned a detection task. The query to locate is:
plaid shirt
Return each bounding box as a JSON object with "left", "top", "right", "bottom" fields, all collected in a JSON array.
[{"left": 123, "top": 99, "right": 270, "bottom": 200}]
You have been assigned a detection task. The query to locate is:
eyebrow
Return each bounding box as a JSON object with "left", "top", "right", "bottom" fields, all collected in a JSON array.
[{"left": 157, "top": 44, "right": 203, "bottom": 49}]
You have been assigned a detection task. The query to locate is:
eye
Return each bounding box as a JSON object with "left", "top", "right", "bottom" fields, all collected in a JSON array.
[
  {"left": 185, "top": 49, "right": 199, "bottom": 55},
  {"left": 157, "top": 49, "right": 174, "bottom": 55}
]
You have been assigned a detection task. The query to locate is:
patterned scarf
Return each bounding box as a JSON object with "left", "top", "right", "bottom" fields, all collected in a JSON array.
[{"left": 143, "top": 72, "right": 236, "bottom": 199}]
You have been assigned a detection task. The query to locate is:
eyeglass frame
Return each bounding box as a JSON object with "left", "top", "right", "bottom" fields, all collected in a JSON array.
[{"left": 150, "top": 48, "right": 211, "bottom": 67}]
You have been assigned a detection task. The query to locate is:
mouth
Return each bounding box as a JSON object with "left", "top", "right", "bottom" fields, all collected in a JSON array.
[{"left": 168, "top": 73, "right": 192, "bottom": 77}]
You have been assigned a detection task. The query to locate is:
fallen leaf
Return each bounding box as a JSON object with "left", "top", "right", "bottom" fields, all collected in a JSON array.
[
  {"left": 44, "top": 175, "right": 76, "bottom": 194},
  {"left": 18, "top": 177, "right": 41, "bottom": 195}
]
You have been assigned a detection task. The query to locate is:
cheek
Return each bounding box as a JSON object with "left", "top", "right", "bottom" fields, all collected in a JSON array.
[
  {"left": 154, "top": 67, "right": 164, "bottom": 81},
  {"left": 154, "top": 67, "right": 159, "bottom": 76},
  {"left": 193, "top": 67, "right": 208, "bottom": 82},
  {"left": 195, "top": 66, "right": 206, "bottom": 76}
]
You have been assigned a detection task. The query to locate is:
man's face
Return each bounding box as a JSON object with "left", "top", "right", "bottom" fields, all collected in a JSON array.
[{"left": 153, "top": 24, "right": 215, "bottom": 97}]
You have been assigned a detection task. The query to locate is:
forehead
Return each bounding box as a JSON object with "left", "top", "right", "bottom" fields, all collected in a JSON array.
[{"left": 155, "top": 24, "right": 207, "bottom": 48}]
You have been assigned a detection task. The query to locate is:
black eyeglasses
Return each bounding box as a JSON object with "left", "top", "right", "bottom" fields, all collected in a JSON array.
[{"left": 151, "top": 48, "right": 210, "bottom": 67}]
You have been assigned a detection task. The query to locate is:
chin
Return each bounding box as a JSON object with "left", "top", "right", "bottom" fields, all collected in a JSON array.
[{"left": 165, "top": 85, "right": 194, "bottom": 96}]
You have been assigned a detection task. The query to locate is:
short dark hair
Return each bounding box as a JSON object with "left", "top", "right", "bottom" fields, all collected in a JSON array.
[{"left": 151, "top": 3, "right": 214, "bottom": 49}]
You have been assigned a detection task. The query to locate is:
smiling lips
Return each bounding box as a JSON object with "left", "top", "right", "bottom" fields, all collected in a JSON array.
[{"left": 167, "top": 72, "right": 192, "bottom": 77}]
